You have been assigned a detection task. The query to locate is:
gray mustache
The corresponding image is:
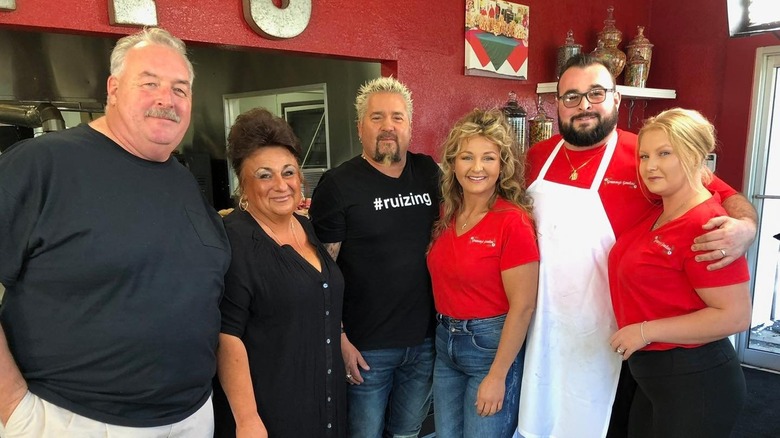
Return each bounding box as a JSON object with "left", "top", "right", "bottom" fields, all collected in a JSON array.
[
  {"left": 377, "top": 133, "right": 398, "bottom": 141},
  {"left": 145, "top": 108, "right": 181, "bottom": 123}
]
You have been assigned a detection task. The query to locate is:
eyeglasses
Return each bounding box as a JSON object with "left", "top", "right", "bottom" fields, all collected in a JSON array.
[{"left": 557, "top": 88, "right": 615, "bottom": 108}]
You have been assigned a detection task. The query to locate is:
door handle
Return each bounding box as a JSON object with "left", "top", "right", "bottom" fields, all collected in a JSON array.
[{"left": 752, "top": 194, "right": 780, "bottom": 200}]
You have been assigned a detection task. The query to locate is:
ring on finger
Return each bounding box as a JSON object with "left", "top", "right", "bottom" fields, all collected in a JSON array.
[
  {"left": 720, "top": 249, "right": 727, "bottom": 258},
  {"left": 616, "top": 348, "right": 625, "bottom": 355}
]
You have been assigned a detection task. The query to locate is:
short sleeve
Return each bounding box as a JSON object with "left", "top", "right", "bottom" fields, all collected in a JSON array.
[
  {"left": 683, "top": 255, "right": 750, "bottom": 290},
  {"left": 0, "top": 140, "right": 46, "bottom": 286},
  {"left": 706, "top": 175, "right": 738, "bottom": 201},
  {"left": 219, "top": 225, "right": 255, "bottom": 338},
  {"left": 682, "top": 197, "right": 749, "bottom": 289},
  {"left": 499, "top": 209, "right": 539, "bottom": 271},
  {"left": 309, "top": 172, "right": 347, "bottom": 243}
]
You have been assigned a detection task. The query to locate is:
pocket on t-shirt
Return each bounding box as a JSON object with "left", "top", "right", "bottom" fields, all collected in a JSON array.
[{"left": 185, "top": 208, "right": 227, "bottom": 250}]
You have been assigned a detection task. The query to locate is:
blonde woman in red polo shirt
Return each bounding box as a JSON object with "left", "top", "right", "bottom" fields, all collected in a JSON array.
[
  {"left": 608, "top": 108, "right": 751, "bottom": 437},
  {"left": 427, "top": 109, "right": 539, "bottom": 437}
]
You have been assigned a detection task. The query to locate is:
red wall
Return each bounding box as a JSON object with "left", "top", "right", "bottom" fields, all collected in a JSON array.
[
  {"left": 0, "top": 1, "right": 651, "bottom": 154},
  {"left": 2, "top": 0, "right": 775, "bottom": 190},
  {"left": 646, "top": 0, "right": 780, "bottom": 190}
]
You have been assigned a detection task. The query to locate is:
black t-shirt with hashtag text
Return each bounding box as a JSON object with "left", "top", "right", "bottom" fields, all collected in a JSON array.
[{"left": 310, "top": 152, "right": 440, "bottom": 351}]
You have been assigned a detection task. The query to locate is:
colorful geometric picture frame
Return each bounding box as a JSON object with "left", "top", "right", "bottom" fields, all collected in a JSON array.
[{"left": 465, "top": 0, "right": 529, "bottom": 80}]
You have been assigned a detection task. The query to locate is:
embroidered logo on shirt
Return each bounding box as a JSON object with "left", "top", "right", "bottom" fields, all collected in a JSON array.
[
  {"left": 469, "top": 236, "right": 496, "bottom": 247},
  {"left": 653, "top": 235, "right": 673, "bottom": 255},
  {"left": 373, "top": 192, "right": 432, "bottom": 211},
  {"left": 603, "top": 178, "right": 638, "bottom": 189}
]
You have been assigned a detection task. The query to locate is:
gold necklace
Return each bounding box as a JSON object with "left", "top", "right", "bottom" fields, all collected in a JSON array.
[
  {"left": 563, "top": 145, "right": 606, "bottom": 181},
  {"left": 459, "top": 209, "right": 487, "bottom": 231}
]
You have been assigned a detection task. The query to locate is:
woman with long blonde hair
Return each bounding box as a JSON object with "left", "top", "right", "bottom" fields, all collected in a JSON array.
[{"left": 427, "top": 108, "right": 539, "bottom": 437}]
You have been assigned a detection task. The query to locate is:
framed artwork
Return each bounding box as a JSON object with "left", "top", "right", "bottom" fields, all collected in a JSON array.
[{"left": 465, "top": 0, "right": 529, "bottom": 80}]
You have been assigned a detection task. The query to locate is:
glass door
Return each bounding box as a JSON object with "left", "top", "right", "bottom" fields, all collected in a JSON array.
[{"left": 739, "top": 46, "right": 780, "bottom": 370}]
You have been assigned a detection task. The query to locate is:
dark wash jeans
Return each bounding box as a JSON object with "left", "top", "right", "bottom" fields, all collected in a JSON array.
[{"left": 346, "top": 338, "right": 434, "bottom": 438}]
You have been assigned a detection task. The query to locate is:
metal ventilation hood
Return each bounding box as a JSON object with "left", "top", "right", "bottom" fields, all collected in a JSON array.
[{"left": 0, "top": 102, "right": 66, "bottom": 132}]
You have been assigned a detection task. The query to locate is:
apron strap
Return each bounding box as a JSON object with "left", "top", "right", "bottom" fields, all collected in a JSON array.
[
  {"left": 537, "top": 139, "right": 565, "bottom": 181},
  {"left": 590, "top": 132, "right": 619, "bottom": 191}
]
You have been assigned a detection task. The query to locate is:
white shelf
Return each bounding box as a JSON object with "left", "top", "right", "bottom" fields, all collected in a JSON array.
[{"left": 536, "top": 82, "right": 676, "bottom": 100}]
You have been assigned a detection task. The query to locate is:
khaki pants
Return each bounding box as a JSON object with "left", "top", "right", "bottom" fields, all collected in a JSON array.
[{"left": 0, "top": 391, "right": 213, "bottom": 438}]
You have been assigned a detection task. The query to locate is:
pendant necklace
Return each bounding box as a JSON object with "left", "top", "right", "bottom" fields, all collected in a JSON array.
[
  {"left": 459, "top": 209, "right": 487, "bottom": 231},
  {"left": 563, "top": 144, "right": 606, "bottom": 181}
]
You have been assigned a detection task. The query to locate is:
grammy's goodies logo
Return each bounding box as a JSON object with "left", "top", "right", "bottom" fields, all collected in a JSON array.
[
  {"left": 469, "top": 236, "right": 496, "bottom": 247},
  {"left": 653, "top": 235, "right": 673, "bottom": 255}
]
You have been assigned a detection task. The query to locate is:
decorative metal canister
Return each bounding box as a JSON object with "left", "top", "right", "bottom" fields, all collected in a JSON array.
[
  {"left": 529, "top": 96, "right": 554, "bottom": 145},
  {"left": 556, "top": 30, "right": 582, "bottom": 79},
  {"left": 501, "top": 91, "right": 527, "bottom": 153},
  {"left": 625, "top": 26, "right": 653, "bottom": 82},
  {"left": 593, "top": 6, "right": 626, "bottom": 78},
  {"left": 624, "top": 50, "right": 649, "bottom": 87}
]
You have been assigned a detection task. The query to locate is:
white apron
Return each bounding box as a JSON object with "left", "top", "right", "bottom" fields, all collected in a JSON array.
[{"left": 515, "top": 136, "right": 622, "bottom": 438}]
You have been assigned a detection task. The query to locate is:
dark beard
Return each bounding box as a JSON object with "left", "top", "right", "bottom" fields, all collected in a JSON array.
[{"left": 559, "top": 108, "right": 618, "bottom": 147}]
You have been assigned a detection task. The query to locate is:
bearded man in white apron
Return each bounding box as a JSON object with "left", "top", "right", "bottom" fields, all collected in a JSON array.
[{"left": 515, "top": 55, "right": 757, "bottom": 438}]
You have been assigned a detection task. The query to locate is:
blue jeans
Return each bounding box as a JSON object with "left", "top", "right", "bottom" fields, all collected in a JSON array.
[
  {"left": 433, "top": 314, "right": 523, "bottom": 438},
  {"left": 347, "top": 338, "right": 434, "bottom": 438}
]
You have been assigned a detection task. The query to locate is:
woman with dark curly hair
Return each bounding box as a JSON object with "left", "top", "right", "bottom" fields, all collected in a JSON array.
[
  {"left": 213, "top": 108, "right": 346, "bottom": 438},
  {"left": 427, "top": 108, "right": 539, "bottom": 437}
]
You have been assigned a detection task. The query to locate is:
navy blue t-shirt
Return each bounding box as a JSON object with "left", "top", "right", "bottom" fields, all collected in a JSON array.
[{"left": 0, "top": 124, "right": 230, "bottom": 427}]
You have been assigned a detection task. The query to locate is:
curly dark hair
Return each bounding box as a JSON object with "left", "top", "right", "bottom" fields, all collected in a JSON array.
[{"left": 226, "top": 107, "right": 302, "bottom": 187}]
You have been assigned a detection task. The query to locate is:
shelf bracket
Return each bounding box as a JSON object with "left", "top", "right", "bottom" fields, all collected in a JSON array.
[{"left": 626, "top": 99, "right": 648, "bottom": 129}]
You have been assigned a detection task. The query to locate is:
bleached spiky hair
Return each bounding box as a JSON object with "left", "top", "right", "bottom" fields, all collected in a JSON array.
[{"left": 354, "top": 77, "right": 413, "bottom": 124}]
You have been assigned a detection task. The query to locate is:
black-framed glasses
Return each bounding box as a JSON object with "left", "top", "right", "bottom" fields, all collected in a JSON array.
[{"left": 557, "top": 88, "right": 615, "bottom": 108}]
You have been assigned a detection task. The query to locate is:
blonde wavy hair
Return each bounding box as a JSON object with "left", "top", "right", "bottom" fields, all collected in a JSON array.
[
  {"left": 638, "top": 107, "right": 715, "bottom": 188},
  {"left": 433, "top": 108, "right": 533, "bottom": 239}
]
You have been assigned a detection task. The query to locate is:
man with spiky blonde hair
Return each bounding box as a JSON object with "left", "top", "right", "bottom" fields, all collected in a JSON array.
[{"left": 311, "top": 77, "right": 439, "bottom": 438}]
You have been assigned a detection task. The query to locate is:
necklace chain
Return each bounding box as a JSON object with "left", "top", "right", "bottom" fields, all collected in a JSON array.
[
  {"left": 249, "top": 211, "right": 301, "bottom": 249},
  {"left": 459, "top": 209, "right": 487, "bottom": 231},
  {"left": 652, "top": 196, "right": 700, "bottom": 231},
  {"left": 563, "top": 145, "right": 606, "bottom": 181}
]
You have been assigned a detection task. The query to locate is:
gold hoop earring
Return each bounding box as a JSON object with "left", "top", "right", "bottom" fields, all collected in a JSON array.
[{"left": 238, "top": 196, "right": 249, "bottom": 211}]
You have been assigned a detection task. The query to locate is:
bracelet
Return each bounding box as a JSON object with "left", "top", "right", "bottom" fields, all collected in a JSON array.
[{"left": 640, "top": 321, "right": 651, "bottom": 346}]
